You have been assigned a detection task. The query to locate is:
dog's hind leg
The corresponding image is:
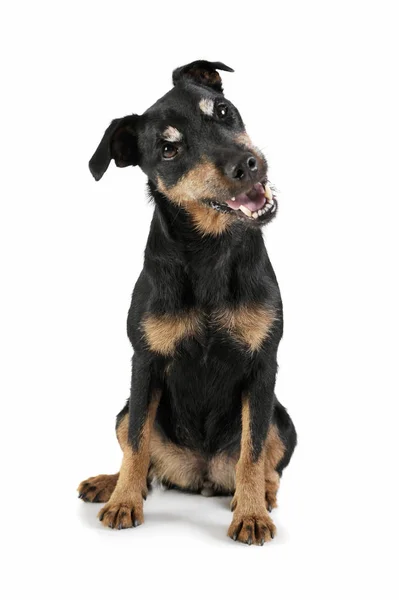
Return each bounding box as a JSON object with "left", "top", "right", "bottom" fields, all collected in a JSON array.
[
  {"left": 264, "top": 426, "right": 284, "bottom": 511},
  {"left": 264, "top": 398, "right": 297, "bottom": 511}
]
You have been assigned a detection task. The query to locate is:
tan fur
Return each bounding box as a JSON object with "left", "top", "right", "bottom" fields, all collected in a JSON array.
[
  {"left": 207, "top": 431, "right": 283, "bottom": 499},
  {"left": 230, "top": 397, "right": 266, "bottom": 513},
  {"left": 157, "top": 160, "right": 229, "bottom": 206},
  {"left": 143, "top": 303, "right": 277, "bottom": 357},
  {"left": 77, "top": 473, "right": 118, "bottom": 503},
  {"left": 82, "top": 392, "right": 284, "bottom": 535},
  {"left": 208, "top": 452, "right": 237, "bottom": 492},
  {"left": 150, "top": 433, "right": 238, "bottom": 494},
  {"left": 264, "top": 424, "right": 285, "bottom": 510},
  {"left": 186, "top": 202, "right": 231, "bottom": 236},
  {"left": 235, "top": 132, "right": 254, "bottom": 148},
  {"left": 142, "top": 310, "right": 202, "bottom": 356},
  {"left": 265, "top": 424, "right": 285, "bottom": 468},
  {"left": 115, "top": 412, "right": 128, "bottom": 448},
  {"left": 150, "top": 429, "right": 205, "bottom": 490},
  {"left": 98, "top": 391, "right": 161, "bottom": 529},
  {"left": 213, "top": 304, "right": 277, "bottom": 352},
  {"left": 79, "top": 419, "right": 284, "bottom": 510},
  {"left": 114, "top": 396, "right": 159, "bottom": 491},
  {"left": 228, "top": 396, "right": 276, "bottom": 544}
]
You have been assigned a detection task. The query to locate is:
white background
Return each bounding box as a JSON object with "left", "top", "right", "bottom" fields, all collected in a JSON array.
[{"left": 1, "top": 1, "right": 398, "bottom": 598}]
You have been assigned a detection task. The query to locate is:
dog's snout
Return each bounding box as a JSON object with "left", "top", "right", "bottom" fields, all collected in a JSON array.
[{"left": 226, "top": 153, "right": 258, "bottom": 181}]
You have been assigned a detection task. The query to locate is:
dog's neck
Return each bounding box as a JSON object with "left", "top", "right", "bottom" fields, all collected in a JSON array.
[
  {"left": 148, "top": 182, "right": 260, "bottom": 250},
  {"left": 143, "top": 184, "right": 277, "bottom": 309}
]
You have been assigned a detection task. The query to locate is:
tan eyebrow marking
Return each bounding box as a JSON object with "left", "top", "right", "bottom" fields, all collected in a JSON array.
[
  {"left": 199, "top": 98, "right": 214, "bottom": 116},
  {"left": 162, "top": 126, "right": 182, "bottom": 142}
]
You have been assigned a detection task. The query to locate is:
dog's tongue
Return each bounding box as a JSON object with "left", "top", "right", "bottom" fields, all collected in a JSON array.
[{"left": 226, "top": 182, "right": 265, "bottom": 212}]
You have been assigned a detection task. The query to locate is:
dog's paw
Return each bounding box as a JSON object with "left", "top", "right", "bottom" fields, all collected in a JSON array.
[
  {"left": 77, "top": 474, "right": 118, "bottom": 503},
  {"left": 228, "top": 511, "right": 276, "bottom": 545},
  {"left": 98, "top": 497, "right": 144, "bottom": 530}
]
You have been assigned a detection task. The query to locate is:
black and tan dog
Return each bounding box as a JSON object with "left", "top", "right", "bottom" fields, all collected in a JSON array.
[{"left": 78, "top": 60, "right": 297, "bottom": 545}]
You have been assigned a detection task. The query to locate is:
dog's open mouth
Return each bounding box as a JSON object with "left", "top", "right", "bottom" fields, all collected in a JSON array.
[{"left": 209, "top": 182, "right": 276, "bottom": 221}]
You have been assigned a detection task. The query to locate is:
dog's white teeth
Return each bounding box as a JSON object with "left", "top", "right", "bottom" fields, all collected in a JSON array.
[
  {"left": 238, "top": 202, "right": 274, "bottom": 219},
  {"left": 239, "top": 205, "right": 252, "bottom": 217},
  {"left": 231, "top": 197, "right": 235, "bottom": 202},
  {"left": 264, "top": 184, "right": 273, "bottom": 202}
]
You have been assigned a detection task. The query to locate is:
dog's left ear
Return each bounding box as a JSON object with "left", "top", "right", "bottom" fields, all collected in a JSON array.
[
  {"left": 89, "top": 115, "right": 140, "bottom": 181},
  {"left": 172, "top": 60, "right": 234, "bottom": 94}
]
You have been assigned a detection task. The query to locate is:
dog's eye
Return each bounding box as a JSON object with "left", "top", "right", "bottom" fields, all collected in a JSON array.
[
  {"left": 216, "top": 103, "right": 228, "bottom": 118},
  {"left": 162, "top": 143, "right": 178, "bottom": 159}
]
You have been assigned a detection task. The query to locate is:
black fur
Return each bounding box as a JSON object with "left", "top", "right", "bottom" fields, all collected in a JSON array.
[{"left": 92, "top": 60, "right": 296, "bottom": 490}]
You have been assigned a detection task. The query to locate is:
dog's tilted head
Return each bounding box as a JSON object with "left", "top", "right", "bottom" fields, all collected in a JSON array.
[{"left": 89, "top": 60, "right": 277, "bottom": 229}]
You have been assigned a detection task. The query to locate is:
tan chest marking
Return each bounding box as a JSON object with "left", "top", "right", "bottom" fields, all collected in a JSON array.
[
  {"left": 213, "top": 304, "right": 277, "bottom": 352},
  {"left": 142, "top": 311, "right": 202, "bottom": 356}
]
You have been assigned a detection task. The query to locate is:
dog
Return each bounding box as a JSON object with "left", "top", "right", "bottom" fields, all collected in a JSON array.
[{"left": 78, "top": 60, "right": 297, "bottom": 545}]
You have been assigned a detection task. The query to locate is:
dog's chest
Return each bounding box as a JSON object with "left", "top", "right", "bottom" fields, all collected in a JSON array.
[{"left": 141, "top": 303, "right": 276, "bottom": 357}]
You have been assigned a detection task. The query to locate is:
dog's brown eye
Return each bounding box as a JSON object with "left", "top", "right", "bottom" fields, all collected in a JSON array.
[
  {"left": 162, "top": 143, "right": 178, "bottom": 159},
  {"left": 216, "top": 103, "right": 228, "bottom": 118}
]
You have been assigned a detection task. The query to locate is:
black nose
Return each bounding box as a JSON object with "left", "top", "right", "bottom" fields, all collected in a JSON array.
[
  {"left": 247, "top": 156, "right": 257, "bottom": 171},
  {"left": 228, "top": 154, "right": 258, "bottom": 181}
]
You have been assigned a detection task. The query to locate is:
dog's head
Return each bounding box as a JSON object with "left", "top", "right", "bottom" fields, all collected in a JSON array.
[{"left": 89, "top": 60, "right": 277, "bottom": 230}]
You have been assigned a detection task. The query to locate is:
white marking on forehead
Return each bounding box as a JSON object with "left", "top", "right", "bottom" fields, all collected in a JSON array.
[
  {"left": 199, "top": 98, "right": 214, "bottom": 116},
  {"left": 162, "top": 126, "right": 182, "bottom": 143}
]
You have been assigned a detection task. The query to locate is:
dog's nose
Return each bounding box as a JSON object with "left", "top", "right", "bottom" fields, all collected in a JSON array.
[
  {"left": 226, "top": 154, "right": 258, "bottom": 181},
  {"left": 247, "top": 156, "right": 258, "bottom": 171}
]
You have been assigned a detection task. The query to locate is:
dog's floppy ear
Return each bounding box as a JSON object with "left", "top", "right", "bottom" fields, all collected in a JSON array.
[
  {"left": 89, "top": 115, "right": 140, "bottom": 181},
  {"left": 172, "top": 60, "right": 234, "bottom": 94}
]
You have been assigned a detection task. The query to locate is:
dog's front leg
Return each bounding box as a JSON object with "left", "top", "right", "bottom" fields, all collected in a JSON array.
[
  {"left": 228, "top": 381, "right": 276, "bottom": 545},
  {"left": 98, "top": 354, "right": 160, "bottom": 529}
]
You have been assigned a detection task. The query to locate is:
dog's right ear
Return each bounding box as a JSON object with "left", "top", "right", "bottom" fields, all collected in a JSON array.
[
  {"left": 172, "top": 60, "right": 234, "bottom": 94},
  {"left": 89, "top": 115, "right": 140, "bottom": 181}
]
